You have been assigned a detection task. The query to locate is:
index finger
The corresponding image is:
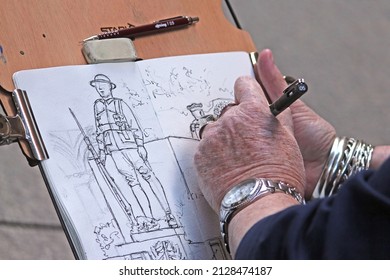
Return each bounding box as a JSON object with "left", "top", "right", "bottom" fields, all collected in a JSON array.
[
  {"left": 234, "top": 74, "right": 295, "bottom": 134},
  {"left": 234, "top": 76, "right": 268, "bottom": 107}
]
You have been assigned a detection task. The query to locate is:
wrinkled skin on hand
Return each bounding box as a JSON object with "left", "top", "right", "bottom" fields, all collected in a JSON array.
[
  {"left": 194, "top": 75, "right": 306, "bottom": 213},
  {"left": 257, "top": 50, "right": 336, "bottom": 198}
]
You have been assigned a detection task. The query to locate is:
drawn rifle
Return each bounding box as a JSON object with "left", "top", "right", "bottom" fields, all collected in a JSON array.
[{"left": 68, "top": 108, "right": 136, "bottom": 225}]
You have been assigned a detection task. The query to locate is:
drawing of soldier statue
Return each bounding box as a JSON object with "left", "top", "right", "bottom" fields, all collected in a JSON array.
[{"left": 90, "top": 74, "right": 177, "bottom": 232}]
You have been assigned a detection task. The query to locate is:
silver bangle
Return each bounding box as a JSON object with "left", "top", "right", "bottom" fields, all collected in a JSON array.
[{"left": 312, "top": 137, "right": 374, "bottom": 199}]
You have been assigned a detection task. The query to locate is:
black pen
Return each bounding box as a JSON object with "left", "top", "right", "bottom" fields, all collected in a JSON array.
[
  {"left": 83, "top": 16, "right": 199, "bottom": 42},
  {"left": 269, "top": 78, "right": 308, "bottom": 116}
]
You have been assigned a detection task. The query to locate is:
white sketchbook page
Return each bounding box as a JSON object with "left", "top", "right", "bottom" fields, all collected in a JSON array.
[
  {"left": 11, "top": 52, "right": 252, "bottom": 260},
  {"left": 137, "top": 51, "right": 254, "bottom": 138},
  {"left": 137, "top": 51, "right": 254, "bottom": 243},
  {"left": 13, "top": 62, "right": 162, "bottom": 259}
]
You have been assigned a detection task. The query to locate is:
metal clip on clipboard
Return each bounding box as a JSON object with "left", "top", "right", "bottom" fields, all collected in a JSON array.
[{"left": 0, "top": 85, "right": 48, "bottom": 166}]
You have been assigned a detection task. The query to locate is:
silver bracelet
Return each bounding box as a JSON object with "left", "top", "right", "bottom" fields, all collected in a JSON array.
[{"left": 312, "top": 137, "right": 374, "bottom": 199}]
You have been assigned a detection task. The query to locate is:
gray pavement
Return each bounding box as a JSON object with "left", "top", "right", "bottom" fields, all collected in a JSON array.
[
  {"left": 1, "top": 0, "right": 390, "bottom": 259},
  {"left": 229, "top": 0, "right": 390, "bottom": 145}
]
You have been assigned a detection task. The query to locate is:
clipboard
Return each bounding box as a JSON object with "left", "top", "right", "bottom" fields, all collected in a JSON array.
[
  {"left": 9, "top": 50, "right": 257, "bottom": 260},
  {"left": 0, "top": 0, "right": 257, "bottom": 260},
  {"left": 0, "top": 0, "right": 256, "bottom": 167}
]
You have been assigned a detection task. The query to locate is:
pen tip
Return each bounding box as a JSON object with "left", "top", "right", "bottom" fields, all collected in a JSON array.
[
  {"left": 82, "top": 35, "right": 99, "bottom": 43},
  {"left": 192, "top": 17, "right": 199, "bottom": 23}
]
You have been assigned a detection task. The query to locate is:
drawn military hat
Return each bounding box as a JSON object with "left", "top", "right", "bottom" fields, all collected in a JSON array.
[{"left": 89, "top": 74, "right": 117, "bottom": 89}]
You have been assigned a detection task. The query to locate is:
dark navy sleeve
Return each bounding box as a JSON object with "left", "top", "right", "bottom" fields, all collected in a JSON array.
[{"left": 235, "top": 157, "right": 390, "bottom": 259}]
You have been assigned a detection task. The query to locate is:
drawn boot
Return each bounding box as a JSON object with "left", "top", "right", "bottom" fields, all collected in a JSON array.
[
  {"left": 165, "top": 212, "right": 178, "bottom": 228},
  {"left": 136, "top": 216, "right": 160, "bottom": 232},
  {"left": 146, "top": 217, "right": 160, "bottom": 231}
]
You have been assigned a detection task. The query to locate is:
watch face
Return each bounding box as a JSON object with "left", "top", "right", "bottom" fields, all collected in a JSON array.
[{"left": 222, "top": 179, "right": 258, "bottom": 207}]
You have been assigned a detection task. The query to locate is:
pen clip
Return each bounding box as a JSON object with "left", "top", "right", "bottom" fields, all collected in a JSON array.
[
  {"left": 283, "top": 78, "right": 308, "bottom": 97},
  {"left": 154, "top": 16, "right": 184, "bottom": 23},
  {"left": 269, "top": 78, "right": 308, "bottom": 116}
]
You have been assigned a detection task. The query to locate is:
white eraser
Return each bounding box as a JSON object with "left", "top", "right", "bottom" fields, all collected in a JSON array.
[{"left": 82, "top": 38, "right": 138, "bottom": 64}]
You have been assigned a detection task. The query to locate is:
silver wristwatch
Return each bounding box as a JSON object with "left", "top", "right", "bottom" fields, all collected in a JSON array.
[{"left": 219, "top": 178, "right": 305, "bottom": 254}]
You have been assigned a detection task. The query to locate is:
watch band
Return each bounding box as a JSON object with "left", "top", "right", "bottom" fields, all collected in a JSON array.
[{"left": 219, "top": 178, "right": 305, "bottom": 254}]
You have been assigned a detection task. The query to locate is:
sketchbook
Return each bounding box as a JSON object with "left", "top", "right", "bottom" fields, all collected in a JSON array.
[{"left": 11, "top": 51, "right": 254, "bottom": 260}]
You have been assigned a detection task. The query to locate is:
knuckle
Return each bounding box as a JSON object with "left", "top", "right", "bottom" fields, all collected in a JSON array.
[{"left": 234, "top": 76, "right": 253, "bottom": 91}]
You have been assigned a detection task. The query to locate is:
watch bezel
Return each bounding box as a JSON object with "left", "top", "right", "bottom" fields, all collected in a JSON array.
[{"left": 221, "top": 178, "right": 261, "bottom": 209}]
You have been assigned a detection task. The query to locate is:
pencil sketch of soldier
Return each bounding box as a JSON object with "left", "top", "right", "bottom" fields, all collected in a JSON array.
[{"left": 90, "top": 74, "right": 177, "bottom": 232}]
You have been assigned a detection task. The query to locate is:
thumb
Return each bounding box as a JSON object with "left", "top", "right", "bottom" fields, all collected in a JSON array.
[
  {"left": 257, "top": 49, "right": 288, "bottom": 103},
  {"left": 256, "top": 49, "right": 298, "bottom": 133}
]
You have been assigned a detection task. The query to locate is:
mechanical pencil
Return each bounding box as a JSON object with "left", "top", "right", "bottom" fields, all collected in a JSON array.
[
  {"left": 269, "top": 78, "right": 308, "bottom": 116},
  {"left": 83, "top": 16, "right": 199, "bottom": 42}
]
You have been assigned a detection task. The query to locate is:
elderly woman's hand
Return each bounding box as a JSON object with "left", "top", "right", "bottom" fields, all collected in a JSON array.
[
  {"left": 194, "top": 74, "right": 306, "bottom": 213},
  {"left": 257, "top": 49, "right": 336, "bottom": 199}
]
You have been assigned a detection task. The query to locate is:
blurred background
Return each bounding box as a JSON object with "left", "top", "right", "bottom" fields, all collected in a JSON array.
[{"left": 0, "top": 0, "right": 389, "bottom": 259}]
